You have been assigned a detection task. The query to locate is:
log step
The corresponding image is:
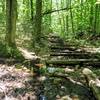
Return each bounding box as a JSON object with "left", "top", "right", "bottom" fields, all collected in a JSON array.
[
  {"left": 50, "top": 52, "right": 90, "bottom": 56},
  {"left": 85, "top": 62, "right": 100, "bottom": 67},
  {"left": 50, "top": 49, "right": 85, "bottom": 53},
  {"left": 49, "top": 46, "right": 77, "bottom": 51},
  {"left": 48, "top": 40, "right": 64, "bottom": 44},
  {"left": 49, "top": 43, "right": 76, "bottom": 48},
  {"left": 46, "top": 59, "right": 100, "bottom": 66},
  {"left": 48, "top": 35, "right": 60, "bottom": 38}
]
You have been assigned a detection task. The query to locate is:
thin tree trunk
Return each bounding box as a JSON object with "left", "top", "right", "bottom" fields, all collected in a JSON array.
[
  {"left": 70, "top": 0, "right": 74, "bottom": 34},
  {"left": 56, "top": 0, "right": 63, "bottom": 34},
  {"left": 94, "top": 1, "right": 100, "bottom": 34},
  {"left": 30, "top": 0, "right": 34, "bottom": 20},
  {"left": 35, "top": 0, "right": 42, "bottom": 43}
]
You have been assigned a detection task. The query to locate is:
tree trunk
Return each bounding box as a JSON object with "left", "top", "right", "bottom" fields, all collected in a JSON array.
[
  {"left": 30, "top": 0, "right": 34, "bottom": 20},
  {"left": 70, "top": 0, "right": 74, "bottom": 34},
  {"left": 94, "top": 1, "right": 100, "bottom": 34},
  {"left": 6, "top": 0, "right": 17, "bottom": 47},
  {"left": 35, "top": 0, "right": 42, "bottom": 43}
]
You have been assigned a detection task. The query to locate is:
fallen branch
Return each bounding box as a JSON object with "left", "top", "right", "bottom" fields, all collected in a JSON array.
[{"left": 43, "top": 7, "right": 71, "bottom": 15}]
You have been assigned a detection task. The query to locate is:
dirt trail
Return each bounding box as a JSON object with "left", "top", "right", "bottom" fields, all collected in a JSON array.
[{"left": 0, "top": 64, "right": 39, "bottom": 100}]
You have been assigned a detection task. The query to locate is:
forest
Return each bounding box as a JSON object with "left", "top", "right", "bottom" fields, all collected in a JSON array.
[{"left": 0, "top": 0, "right": 100, "bottom": 100}]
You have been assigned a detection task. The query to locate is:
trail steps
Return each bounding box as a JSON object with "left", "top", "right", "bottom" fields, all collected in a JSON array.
[{"left": 46, "top": 34, "right": 100, "bottom": 67}]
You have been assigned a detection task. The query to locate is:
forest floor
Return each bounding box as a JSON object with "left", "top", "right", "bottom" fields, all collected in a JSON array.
[
  {"left": 0, "top": 63, "right": 100, "bottom": 100},
  {"left": 0, "top": 46, "right": 100, "bottom": 100},
  {"left": 0, "top": 64, "right": 38, "bottom": 100},
  {"left": 0, "top": 64, "right": 91, "bottom": 100}
]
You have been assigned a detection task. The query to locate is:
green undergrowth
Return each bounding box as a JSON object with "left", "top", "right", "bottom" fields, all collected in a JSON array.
[
  {"left": 0, "top": 42, "right": 24, "bottom": 60},
  {"left": 65, "top": 36, "right": 100, "bottom": 47}
]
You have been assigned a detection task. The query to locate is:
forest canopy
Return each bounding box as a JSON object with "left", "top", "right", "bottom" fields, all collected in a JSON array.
[{"left": 0, "top": 0, "right": 100, "bottom": 57}]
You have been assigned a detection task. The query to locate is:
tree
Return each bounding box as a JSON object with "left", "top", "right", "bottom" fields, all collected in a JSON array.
[
  {"left": 94, "top": 1, "right": 100, "bottom": 34},
  {"left": 42, "top": 0, "right": 52, "bottom": 34},
  {"left": 35, "top": 0, "right": 42, "bottom": 45},
  {"left": 30, "top": 0, "right": 34, "bottom": 20},
  {"left": 6, "top": 0, "right": 17, "bottom": 47}
]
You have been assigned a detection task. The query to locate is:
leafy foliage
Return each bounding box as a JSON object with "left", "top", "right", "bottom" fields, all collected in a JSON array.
[{"left": 0, "top": 42, "right": 24, "bottom": 59}]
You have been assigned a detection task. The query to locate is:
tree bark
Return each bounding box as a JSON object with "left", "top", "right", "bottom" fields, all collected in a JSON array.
[
  {"left": 6, "top": 0, "right": 17, "bottom": 47},
  {"left": 35, "top": 0, "right": 42, "bottom": 43},
  {"left": 30, "top": 0, "right": 34, "bottom": 20},
  {"left": 94, "top": 1, "right": 100, "bottom": 34}
]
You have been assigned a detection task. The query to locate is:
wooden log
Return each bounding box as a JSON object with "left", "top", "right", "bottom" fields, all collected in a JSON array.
[
  {"left": 48, "top": 36, "right": 61, "bottom": 39},
  {"left": 49, "top": 46, "right": 77, "bottom": 51},
  {"left": 50, "top": 52, "right": 90, "bottom": 56},
  {"left": 48, "top": 39, "right": 64, "bottom": 44},
  {"left": 49, "top": 42, "right": 64, "bottom": 46},
  {"left": 49, "top": 42, "right": 76, "bottom": 48},
  {"left": 82, "top": 68, "right": 100, "bottom": 100},
  {"left": 48, "top": 34, "right": 60, "bottom": 38},
  {"left": 85, "top": 62, "right": 100, "bottom": 67},
  {"left": 50, "top": 49, "right": 83, "bottom": 53},
  {"left": 46, "top": 59, "right": 99, "bottom": 66}
]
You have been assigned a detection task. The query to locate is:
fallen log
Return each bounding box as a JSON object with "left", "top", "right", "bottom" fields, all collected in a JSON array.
[
  {"left": 18, "top": 47, "right": 40, "bottom": 64},
  {"left": 82, "top": 68, "right": 100, "bottom": 100}
]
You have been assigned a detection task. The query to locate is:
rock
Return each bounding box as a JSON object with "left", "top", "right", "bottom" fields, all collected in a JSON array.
[
  {"left": 37, "top": 76, "right": 47, "bottom": 81},
  {"left": 64, "top": 68, "right": 74, "bottom": 73},
  {"left": 39, "top": 95, "right": 47, "bottom": 100}
]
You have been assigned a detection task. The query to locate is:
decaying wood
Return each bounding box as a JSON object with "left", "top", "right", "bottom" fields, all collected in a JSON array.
[{"left": 82, "top": 68, "right": 100, "bottom": 100}]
